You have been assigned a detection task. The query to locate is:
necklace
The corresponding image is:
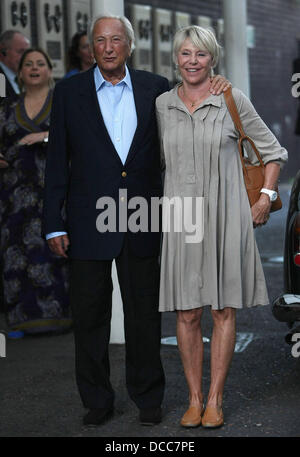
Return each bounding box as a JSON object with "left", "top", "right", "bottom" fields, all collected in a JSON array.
[{"left": 180, "top": 85, "right": 209, "bottom": 107}]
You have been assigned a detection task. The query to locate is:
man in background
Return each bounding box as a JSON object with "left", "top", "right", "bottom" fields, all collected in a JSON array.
[
  {"left": 0, "top": 30, "right": 30, "bottom": 310},
  {"left": 0, "top": 29, "right": 30, "bottom": 100}
]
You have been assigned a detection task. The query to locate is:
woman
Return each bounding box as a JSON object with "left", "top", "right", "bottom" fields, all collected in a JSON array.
[
  {"left": 64, "top": 31, "right": 94, "bottom": 78},
  {"left": 0, "top": 48, "right": 71, "bottom": 336},
  {"left": 156, "top": 26, "right": 288, "bottom": 428}
]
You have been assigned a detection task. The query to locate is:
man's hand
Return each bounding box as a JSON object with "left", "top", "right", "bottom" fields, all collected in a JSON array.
[
  {"left": 251, "top": 194, "right": 271, "bottom": 228},
  {"left": 47, "top": 235, "right": 70, "bottom": 258},
  {"left": 210, "top": 75, "right": 231, "bottom": 95}
]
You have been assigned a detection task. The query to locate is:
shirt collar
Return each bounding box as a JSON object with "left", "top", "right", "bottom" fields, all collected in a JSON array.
[
  {"left": 94, "top": 65, "right": 133, "bottom": 91},
  {"left": 0, "top": 61, "right": 17, "bottom": 81}
]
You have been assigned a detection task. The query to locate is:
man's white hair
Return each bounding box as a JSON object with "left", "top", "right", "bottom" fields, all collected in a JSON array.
[{"left": 90, "top": 14, "right": 135, "bottom": 54}]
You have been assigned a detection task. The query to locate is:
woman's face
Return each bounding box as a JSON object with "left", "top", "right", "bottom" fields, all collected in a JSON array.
[
  {"left": 19, "top": 51, "right": 52, "bottom": 89},
  {"left": 78, "top": 35, "right": 94, "bottom": 67},
  {"left": 177, "top": 38, "right": 213, "bottom": 86}
]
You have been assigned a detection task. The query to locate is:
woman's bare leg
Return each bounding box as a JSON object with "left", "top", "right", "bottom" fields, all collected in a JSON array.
[
  {"left": 206, "top": 307, "right": 236, "bottom": 408},
  {"left": 176, "top": 308, "right": 204, "bottom": 407}
]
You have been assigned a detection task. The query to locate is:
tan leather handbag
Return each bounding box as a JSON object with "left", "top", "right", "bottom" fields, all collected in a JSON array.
[{"left": 224, "top": 87, "right": 282, "bottom": 212}]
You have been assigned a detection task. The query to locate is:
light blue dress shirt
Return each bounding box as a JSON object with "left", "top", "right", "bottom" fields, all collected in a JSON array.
[
  {"left": 46, "top": 65, "right": 137, "bottom": 240},
  {"left": 94, "top": 64, "right": 137, "bottom": 164},
  {"left": 0, "top": 62, "right": 20, "bottom": 94}
]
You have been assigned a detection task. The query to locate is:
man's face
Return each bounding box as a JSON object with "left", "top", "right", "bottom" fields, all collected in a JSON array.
[
  {"left": 92, "top": 18, "right": 131, "bottom": 79},
  {"left": 4, "top": 33, "right": 30, "bottom": 73}
]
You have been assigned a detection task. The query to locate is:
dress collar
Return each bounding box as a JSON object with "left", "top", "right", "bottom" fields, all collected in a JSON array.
[{"left": 167, "top": 84, "right": 222, "bottom": 111}]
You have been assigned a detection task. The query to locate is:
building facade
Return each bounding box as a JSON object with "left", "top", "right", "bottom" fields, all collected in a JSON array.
[{"left": 0, "top": 0, "right": 299, "bottom": 179}]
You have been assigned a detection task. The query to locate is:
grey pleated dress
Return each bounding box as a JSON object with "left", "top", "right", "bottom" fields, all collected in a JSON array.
[{"left": 156, "top": 86, "right": 288, "bottom": 312}]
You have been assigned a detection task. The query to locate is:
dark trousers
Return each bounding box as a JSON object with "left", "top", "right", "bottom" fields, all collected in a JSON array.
[{"left": 69, "top": 237, "right": 165, "bottom": 410}]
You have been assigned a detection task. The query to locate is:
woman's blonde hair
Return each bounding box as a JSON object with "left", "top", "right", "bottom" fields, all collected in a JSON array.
[{"left": 173, "top": 25, "right": 221, "bottom": 78}]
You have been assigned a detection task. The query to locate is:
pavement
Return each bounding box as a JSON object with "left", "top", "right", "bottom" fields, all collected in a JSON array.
[{"left": 0, "top": 182, "right": 300, "bottom": 442}]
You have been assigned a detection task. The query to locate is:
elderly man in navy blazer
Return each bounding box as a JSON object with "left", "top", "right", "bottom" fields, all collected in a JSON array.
[
  {"left": 43, "top": 14, "right": 228, "bottom": 427},
  {"left": 43, "top": 15, "right": 168, "bottom": 427}
]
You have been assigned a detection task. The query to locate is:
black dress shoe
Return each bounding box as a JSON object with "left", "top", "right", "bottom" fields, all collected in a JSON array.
[
  {"left": 83, "top": 407, "right": 113, "bottom": 426},
  {"left": 139, "top": 407, "right": 162, "bottom": 425}
]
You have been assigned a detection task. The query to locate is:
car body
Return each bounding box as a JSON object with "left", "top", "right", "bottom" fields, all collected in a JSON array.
[{"left": 272, "top": 170, "right": 300, "bottom": 343}]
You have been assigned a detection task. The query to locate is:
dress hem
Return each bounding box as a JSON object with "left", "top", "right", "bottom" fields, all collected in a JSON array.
[{"left": 159, "top": 301, "right": 269, "bottom": 312}]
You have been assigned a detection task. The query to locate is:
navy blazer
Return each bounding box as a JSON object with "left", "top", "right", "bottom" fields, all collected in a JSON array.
[{"left": 43, "top": 65, "right": 169, "bottom": 260}]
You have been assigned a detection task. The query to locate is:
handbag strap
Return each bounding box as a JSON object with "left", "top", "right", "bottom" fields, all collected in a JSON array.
[
  {"left": 223, "top": 86, "right": 246, "bottom": 138},
  {"left": 223, "top": 87, "right": 265, "bottom": 168}
]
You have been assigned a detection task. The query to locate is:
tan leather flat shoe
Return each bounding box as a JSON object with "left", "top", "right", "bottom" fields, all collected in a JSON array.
[
  {"left": 180, "top": 406, "right": 204, "bottom": 428},
  {"left": 201, "top": 405, "right": 224, "bottom": 428}
]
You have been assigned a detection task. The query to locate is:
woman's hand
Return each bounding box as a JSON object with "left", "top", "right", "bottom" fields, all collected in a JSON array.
[
  {"left": 210, "top": 75, "right": 231, "bottom": 95},
  {"left": 0, "top": 153, "right": 8, "bottom": 168},
  {"left": 18, "top": 132, "right": 48, "bottom": 146},
  {"left": 251, "top": 194, "right": 272, "bottom": 228},
  {"left": 251, "top": 162, "right": 280, "bottom": 228}
]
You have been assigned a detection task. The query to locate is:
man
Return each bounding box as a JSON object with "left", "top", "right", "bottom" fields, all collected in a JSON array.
[
  {"left": 43, "top": 14, "right": 228, "bottom": 427},
  {"left": 0, "top": 29, "right": 30, "bottom": 100},
  {"left": 0, "top": 30, "right": 30, "bottom": 291}
]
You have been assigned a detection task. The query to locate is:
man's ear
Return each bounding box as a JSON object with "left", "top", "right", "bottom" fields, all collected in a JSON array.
[{"left": 128, "top": 41, "right": 133, "bottom": 57}]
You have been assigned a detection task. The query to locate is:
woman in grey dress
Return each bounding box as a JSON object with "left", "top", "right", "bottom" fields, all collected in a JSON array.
[{"left": 156, "top": 26, "right": 288, "bottom": 428}]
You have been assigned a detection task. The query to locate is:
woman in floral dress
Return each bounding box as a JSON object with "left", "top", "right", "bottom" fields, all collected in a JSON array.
[{"left": 0, "top": 48, "right": 71, "bottom": 335}]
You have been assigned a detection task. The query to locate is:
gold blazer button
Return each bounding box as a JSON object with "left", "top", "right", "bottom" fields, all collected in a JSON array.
[{"left": 122, "top": 171, "right": 127, "bottom": 177}]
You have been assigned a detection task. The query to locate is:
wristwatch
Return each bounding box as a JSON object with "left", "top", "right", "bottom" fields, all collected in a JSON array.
[{"left": 260, "top": 188, "right": 278, "bottom": 202}]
